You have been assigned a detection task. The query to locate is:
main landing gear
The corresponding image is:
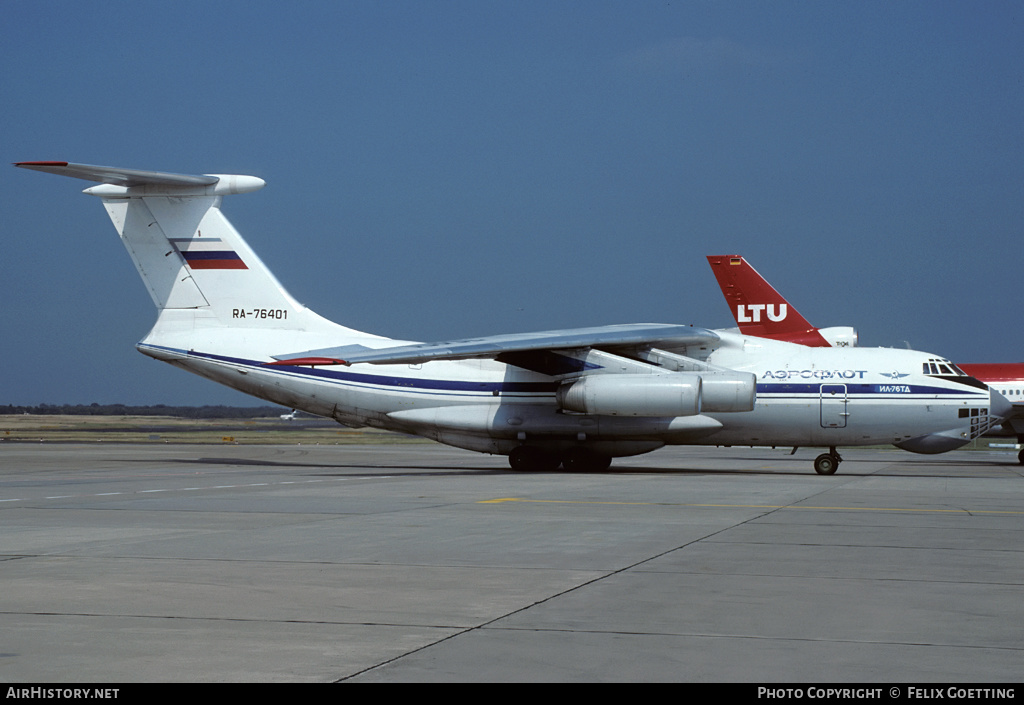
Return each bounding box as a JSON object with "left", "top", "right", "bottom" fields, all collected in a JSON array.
[
  {"left": 813, "top": 447, "right": 843, "bottom": 475},
  {"left": 508, "top": 446, "right": 612, "bottom": 472},
  {"left": 510, "top": 445, "right": 845, "bottom": 474}
]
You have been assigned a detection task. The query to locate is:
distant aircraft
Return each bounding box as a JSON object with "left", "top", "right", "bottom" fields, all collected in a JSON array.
[
  {"left": 16, "top": 162, "right": 1011, "bottom": 475},
  {"left": 706, "top": 255, "right": 858, "bottom": 348},
  {"left": 707, "top": 254, "right": 1024, "bottom": 462}
]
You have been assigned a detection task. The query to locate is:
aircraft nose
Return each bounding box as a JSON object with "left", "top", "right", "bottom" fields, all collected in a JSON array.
[{"left": 989, "top": 385, "right": 1013, "bottom": 421}]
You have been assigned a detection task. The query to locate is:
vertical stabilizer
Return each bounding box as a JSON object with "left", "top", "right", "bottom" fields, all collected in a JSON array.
[
  {"left": 706, "top": 255, "right": 830, "bottom": 346},
  {"left": 97, "top": 191, "right": 317, "bottom": 332},
  {"left": 100, "top": 195, "right": 212, "bottom": 310},
  {"left": 15, "top": 162, "right": 371, "bottom": 352}
]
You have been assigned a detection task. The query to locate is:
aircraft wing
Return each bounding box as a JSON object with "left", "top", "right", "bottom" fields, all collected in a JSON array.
[{"left": 268, "top": 323, "right": 719, "bottom": 366}]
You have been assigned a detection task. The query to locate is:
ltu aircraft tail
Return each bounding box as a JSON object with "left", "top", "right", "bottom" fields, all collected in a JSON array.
[
  {"left": 707, "top": 255, "right": 845, "bottom": 347},
  {"left": 15, "top": 161, "right": 376, "bottom": 357}
]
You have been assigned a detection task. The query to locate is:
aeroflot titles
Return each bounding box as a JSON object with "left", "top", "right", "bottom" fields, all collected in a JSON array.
[
  {"left": 737, "top": 303, "right": 787, "bottom": 323},
  {"left": 762, "top": 369, "right": 868, "bottom": 380}
]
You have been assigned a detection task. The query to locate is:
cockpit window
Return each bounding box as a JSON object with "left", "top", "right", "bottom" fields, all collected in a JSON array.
[{"left": 924, "top": 359, "right": 966, "bottom": 376}]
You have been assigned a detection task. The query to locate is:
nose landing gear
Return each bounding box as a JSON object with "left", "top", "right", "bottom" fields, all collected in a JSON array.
[{"left": 814, "top": 447, "right": 842, "bottom": 475}]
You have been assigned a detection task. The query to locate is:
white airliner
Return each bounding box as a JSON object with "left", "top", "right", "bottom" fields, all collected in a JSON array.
[
  {"left": 708, "top": 254, "right": 1024, "bottom": 462},
  {"left": 16, "top": 162, "right": 1011, "bottom": 475}
]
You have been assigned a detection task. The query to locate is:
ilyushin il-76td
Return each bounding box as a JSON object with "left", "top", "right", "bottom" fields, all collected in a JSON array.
[{"left": 16, "top": 161, "right": 1011, "bottom": 475}]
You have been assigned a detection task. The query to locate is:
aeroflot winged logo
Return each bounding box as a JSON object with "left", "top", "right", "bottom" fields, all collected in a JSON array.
[
  {"left": 170, "top": 235, "right": 248, "bottom": 270},
  {"left": 736, "top": 304, "right": 787, "bottom": 323}
]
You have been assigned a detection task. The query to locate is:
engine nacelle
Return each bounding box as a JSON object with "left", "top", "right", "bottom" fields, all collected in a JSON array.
[
  {"left": 697, "top": 371, "right": 757, "bottom": 412},
  {"left": 818, "top": 326, "right": 859, "bottom": 348},
  {"left": 557, "top": 374, "right": 702, "bottom": 417},
  {"left": 557, "top": 371, "right": 756, "bottom": 417}
]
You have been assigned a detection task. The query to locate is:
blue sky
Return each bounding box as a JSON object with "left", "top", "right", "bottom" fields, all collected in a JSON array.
[{"left": 3, "top": 1, "right": 1023, "bottom": 406}]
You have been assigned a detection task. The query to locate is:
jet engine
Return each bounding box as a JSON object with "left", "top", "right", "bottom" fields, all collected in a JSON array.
[
  {"left": 818, "top": 326, "right": 859, "bottom": 348},
  {"left": 556, "top": 371, "right": 755, "bottom": 417}
]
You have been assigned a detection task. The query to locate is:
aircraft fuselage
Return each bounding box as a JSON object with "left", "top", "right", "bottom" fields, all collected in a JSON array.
[{"left": 139, "top": 329, "right": 1003, "bottom": 460}]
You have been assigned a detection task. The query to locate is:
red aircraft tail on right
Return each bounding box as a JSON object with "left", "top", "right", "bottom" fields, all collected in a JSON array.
[{"left": 707, "top": 255, "right": 849, "bottom": 347}]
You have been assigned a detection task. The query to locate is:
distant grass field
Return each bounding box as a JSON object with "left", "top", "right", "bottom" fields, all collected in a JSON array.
[{"left": 0, "top": 415, "right": 429, "bottom": 445}]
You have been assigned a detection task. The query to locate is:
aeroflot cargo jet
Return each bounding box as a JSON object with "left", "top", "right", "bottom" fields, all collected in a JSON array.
[
  {"left": 708, "top": 254, "right": 1024, "bottom": 462},
  {"left": 16, "top": 162, "right": 1011, "bottom": 475}
]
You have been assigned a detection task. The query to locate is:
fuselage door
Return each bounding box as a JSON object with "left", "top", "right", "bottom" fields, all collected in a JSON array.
[{"left": 820, "top": 384, "right": 848, "bottom": 428}]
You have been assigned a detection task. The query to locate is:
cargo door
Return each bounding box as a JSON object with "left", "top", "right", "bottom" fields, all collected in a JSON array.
[{"left": 820, "top": 384, "right": 848, "bottom": 428}]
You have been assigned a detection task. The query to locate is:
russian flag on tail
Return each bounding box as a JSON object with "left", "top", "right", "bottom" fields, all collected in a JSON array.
[{"left": 170, "top": 237, "right": 248, "bottom": 270}]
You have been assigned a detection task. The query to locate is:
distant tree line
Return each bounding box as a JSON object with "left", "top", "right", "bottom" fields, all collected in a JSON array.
[{"left": 1, "top": 403, "right": 290, "bottom": 419}]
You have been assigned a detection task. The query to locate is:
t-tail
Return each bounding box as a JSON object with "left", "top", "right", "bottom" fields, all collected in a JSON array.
[
  {"left": 706, "top": 255, "right": 858, "bottom": 348},
  {"left": 15, "top": 162, "right": 380, "bottom": 363}
]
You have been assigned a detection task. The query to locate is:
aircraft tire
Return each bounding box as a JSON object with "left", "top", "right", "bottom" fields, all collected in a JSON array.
[
  {"left": 1018, "top": 448, "right": 1024, "bottom": 465},
  {"left": 814, "top": 453, "right": 839, "bottom": 475},
  {"left": 561, "top": 447, "right": 612, "bottom": 472},
  {"left": 508, "top": 446, "right": 560, "bottom": 472}
]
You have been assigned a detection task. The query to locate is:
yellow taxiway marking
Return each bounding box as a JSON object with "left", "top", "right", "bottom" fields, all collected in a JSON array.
[{"left": 478, "top": 498, "right": 1024, "bottom": 515}]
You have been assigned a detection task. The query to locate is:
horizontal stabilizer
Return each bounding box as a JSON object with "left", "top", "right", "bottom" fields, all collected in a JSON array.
[
  {"left": 14, "top": 161, "right": 264, "bottom": 196},
  {"left": 15, "top": 161, "right": 219, "bottom": 187},
  {"left": 270, "top": 324, "right": 719, "bottom": 366}
]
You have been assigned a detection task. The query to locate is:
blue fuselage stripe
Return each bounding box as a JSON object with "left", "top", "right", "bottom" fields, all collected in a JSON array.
[
  {"left": 166, "top": 347, "right": 558, "bottom": 394},
  {"left": 757, "top": 383, "right": 981, "bottom": 396},
  {"left": 141, "top": 345, "right": 987, "bottom": 400}
]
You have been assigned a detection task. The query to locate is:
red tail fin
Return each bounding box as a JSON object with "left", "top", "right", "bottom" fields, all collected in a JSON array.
[{"left": 707, "top": 255, "right": 830, "bottom": 347}]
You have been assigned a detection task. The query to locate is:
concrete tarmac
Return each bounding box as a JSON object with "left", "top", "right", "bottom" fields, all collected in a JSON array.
[{"left": 0, "top": 442, "right": 1021, "bottom": 682}]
